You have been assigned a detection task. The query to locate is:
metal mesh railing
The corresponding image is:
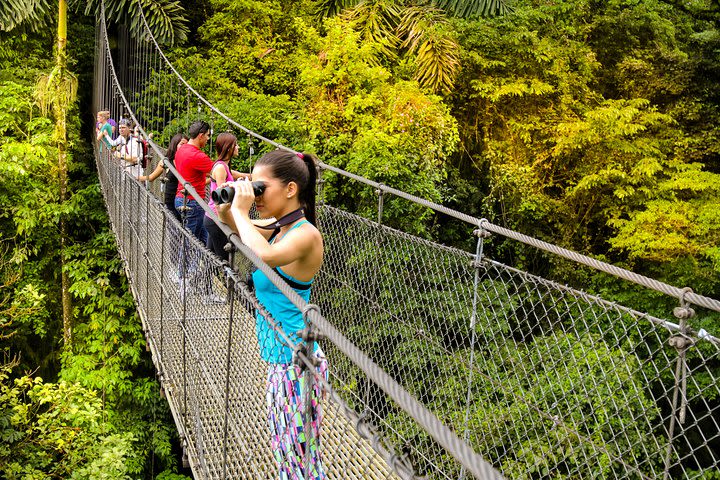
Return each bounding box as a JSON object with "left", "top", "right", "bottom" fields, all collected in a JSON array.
[
  {"left": 93, "top": 2, "right": 720, "bottom": 478},
  {"left": 315, "top": 205, "right": 720, "bottom": 479}
]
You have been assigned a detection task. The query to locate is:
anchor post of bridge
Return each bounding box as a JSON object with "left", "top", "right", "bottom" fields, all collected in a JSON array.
[
  {"left": 663, "top": 287, "right": 696, "bottom": 480},
  {"left": 459, "top": 221, "right": 491, "bottom": 480}
]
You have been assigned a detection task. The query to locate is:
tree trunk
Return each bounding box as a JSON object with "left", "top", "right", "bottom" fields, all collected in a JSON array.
[{"left": 58, "top": 0, "right": 72, "bottom": 349}]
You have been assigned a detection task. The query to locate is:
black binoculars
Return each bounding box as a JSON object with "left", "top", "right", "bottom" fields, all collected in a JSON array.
[{"left": 211, "top": 181, "right": 266, "bottom": 205}]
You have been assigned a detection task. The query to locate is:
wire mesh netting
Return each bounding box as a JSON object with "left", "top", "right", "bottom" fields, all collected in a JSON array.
[
  {"left": 93, "top": 1, "right": 720, "bottom": 478},
  {"left": 315, "top": 204, "right": 720, "bottom": 479}
]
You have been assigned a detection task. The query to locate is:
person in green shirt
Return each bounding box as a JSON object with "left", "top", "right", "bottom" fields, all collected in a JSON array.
[{"left": 95, "top": 110, "right": 113, "bottom": 153}]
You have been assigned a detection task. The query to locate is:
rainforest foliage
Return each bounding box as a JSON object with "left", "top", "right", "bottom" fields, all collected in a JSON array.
[
  {"left": 167, "top": 0, "right": 720, "bottom": 308},
  {"left": 1, "top": 0, "right": 719, "bottom": 477},
  {"left": 0, "top": 19, "right": 189, "bottom": 480}
]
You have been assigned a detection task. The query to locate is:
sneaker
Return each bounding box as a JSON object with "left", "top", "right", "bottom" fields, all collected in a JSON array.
[
  {"left": 203, "top": 293, "right": 226, "bottom": 305},
  {"left": 167, "top": 270, "right": 183, "bottom": 285}
]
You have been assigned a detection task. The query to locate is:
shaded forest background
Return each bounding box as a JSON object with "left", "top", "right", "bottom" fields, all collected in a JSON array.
[{"left": 1, "top": 0, "right": 719, "bottom": 477}]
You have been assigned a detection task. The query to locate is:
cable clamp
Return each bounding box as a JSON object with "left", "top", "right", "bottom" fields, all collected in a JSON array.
[
  {"left": 390, "top": 452, "right": 417, "bottom": 480},
  {"left": 668, "top": 334, "right": 694, "bottom": 351},
  {"left": 474, "top": 218, "right": 492, "bottom": 238},
  {"left": 673, "top": 287, "right": 696, "bottom": 320},
  {"left": 354, "top": 410, "right": 375, "bottom": 440},
  {"left": 298, "top": 305, "right": 324, "bottom": 344},
  {"left": 225, "top": 232, "right": 241, "bottom": 252},
  {"left": 302, "top": 303, "right": 322, "bottom": 322},
  {"left": 293, "top": 343, "right": 320, "bottom": 370},
  {"left": 294, "top": 304, "right": 324, "bottom": 370}
]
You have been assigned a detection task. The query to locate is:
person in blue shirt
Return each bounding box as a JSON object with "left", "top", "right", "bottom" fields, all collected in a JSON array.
[{"left": 220, "top": 149, "right": 327, "bottom": 480}]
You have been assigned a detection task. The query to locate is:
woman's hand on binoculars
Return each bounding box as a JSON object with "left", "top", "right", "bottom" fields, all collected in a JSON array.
[{"left": 230, "top": 178, "right": 255, "bottom": 213}]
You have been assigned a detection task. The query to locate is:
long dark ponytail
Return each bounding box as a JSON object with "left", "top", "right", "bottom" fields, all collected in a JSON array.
[
  {"left": 167, "top": 133, "right": 188, "bottom": 165},
  {"left": 255, "top": 150, "right": 318, "bottom": 226},
  {"left": 299, "top": 152, "right": 318, "bottom": 226}
]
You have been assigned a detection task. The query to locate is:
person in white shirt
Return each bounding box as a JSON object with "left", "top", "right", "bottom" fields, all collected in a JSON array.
[{"left": 105, "top": 118, "right": 144, "bottom": 177}]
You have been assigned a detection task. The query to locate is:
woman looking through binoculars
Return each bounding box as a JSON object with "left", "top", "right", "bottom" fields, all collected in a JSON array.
[{"left": 217, "top": 149, "right": 327, "bottom": 479}]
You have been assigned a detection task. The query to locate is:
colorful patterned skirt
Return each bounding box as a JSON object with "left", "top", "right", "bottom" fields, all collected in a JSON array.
[{"left": 266, "top": 349, "right": 329, "bottom": 480}]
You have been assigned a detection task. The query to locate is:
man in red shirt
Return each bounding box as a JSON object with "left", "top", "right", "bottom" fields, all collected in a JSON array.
[{"left": 174, "top": 120, "right": 213, "bottom": 243}]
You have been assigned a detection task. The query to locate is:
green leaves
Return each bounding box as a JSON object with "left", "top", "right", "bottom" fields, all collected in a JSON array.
[
  {"left": 82, "top": 0, "right": 188, "bottom": 46},
  {"left": 344, "top": 0, "right": 400, "bottom": 60},
  {"left": 0, "top": 0, "right": 53, "bottom": 33},
  {"left": 399, "top": 6, "right": 459, "bottom": 93},
  {"left": 292, "top": 18, "right": 458, "bottom": 231},
  {"left": 314, "top": 0, "right": 358, "bottom": 19},
  {"left": 314, "top": 0, "right": 512, "bottom": 20},
  {"left": 0, "top": 0, "right": 188, "bottom": 46},
  {"left": 433, "top": 0, "right": 511, "bottom": 18},
  {"left": 0, "top": 32, "right": 182, "bottom": 477},
  {"left": 0, "top": 370, "right": 135, "bottom": 479}
]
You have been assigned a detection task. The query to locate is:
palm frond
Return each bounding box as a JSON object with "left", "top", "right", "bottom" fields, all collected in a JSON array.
[
  {"left": 132, "top": 0, "right": 188, "bottom": 45},
  {"left": 314, "top": 0, "right": 360, "bottom": 19},
  {"left": 432, "top": 0, "right": 511, "bottom": 18},
  {"left": 398, "top": 6, "right": 458, "bottom": 93},
  {"left": 36, "top": 68, "right": 79, "bottom": 117},
  {"left": 414, "top": 32, "right": 458, "bottom": 93},
  {"left": 0, "top": 0, "right": 53, "bottom": 32},
  {"left": 398, "top": 6, "right": 445, "bottom": 51},
  {"left": 81, "top": 0, "right": 188, "bottom": 46},
  {"left": 344, "top": 0, "right": 401, "bottom": 59}
]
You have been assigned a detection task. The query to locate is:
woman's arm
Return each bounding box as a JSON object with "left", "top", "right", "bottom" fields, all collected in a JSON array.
[
  {"left": 249, "top": 224, "right": 317, "bottom": 268},
  {"left": 216, "top": 203, "right": 238, "bottom": 232},
  {"left": 139, "top": 161, "right": 164, "bottom": 182},
  {"left": 211, "top": 163, "right": 227, "bottom": 185}
]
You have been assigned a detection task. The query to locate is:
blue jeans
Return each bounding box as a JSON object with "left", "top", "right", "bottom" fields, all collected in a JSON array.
[
  {"left": 174, "top": 197, "right": 208, "bottom": 279},
  {"left": 174, "top": 197, "right": 207, "bottom": 244}
]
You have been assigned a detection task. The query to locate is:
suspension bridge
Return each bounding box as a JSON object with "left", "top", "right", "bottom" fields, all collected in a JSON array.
[{"left": 92, "top": 2, "right": 720, "bottom": 479}]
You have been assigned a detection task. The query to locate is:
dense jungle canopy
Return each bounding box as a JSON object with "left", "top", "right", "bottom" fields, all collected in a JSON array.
[{"left": 0, "top": 0, "right": 719, "bottom": 477}]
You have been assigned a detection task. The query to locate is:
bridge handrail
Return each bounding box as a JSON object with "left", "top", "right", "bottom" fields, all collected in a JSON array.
[
  {"left": 133, "top": 4, "right": 720, "bottom": 316},
  {"left": 101, "top": 3, "right": 505, "bottom": 478}
]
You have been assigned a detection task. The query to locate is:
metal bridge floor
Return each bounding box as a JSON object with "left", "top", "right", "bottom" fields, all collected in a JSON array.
[{"left": 138, "top": 286, "right": 398, "bottom": 480}]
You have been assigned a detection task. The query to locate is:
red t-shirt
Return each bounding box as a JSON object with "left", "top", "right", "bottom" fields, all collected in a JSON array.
[{"left": 174, "top": 143, "right": 213, "bottom": 201}]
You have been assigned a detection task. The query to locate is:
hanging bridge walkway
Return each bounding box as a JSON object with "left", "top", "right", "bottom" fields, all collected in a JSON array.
[{"left": 92, "top": 2, "right": 720, "bottom": 479}]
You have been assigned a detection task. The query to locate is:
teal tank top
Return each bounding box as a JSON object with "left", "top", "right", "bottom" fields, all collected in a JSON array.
[{"left": 252, "top": 220, "right": 317, "bottom": 364}]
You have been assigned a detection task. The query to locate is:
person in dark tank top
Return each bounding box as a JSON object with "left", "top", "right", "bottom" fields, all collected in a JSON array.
[{"left": 138, "top": 133, "right": 188, "bottom": 221}]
